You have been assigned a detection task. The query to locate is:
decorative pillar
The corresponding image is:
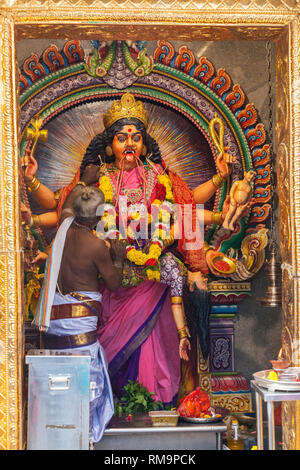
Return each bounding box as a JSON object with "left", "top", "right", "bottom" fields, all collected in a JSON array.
[
  {"left": 0, "top": 14, "right": 24, "bottom": 450},
  {"left": 208, "top": 281, "right": 252, "bottom": 414},
  {"left": 276, "top": 22, "right": 300, "bottom": 450}
]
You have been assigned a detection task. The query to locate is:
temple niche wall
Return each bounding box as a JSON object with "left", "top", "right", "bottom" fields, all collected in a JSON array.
[{"left": 17, "top": 38, "right": 282, "bottom": 391}]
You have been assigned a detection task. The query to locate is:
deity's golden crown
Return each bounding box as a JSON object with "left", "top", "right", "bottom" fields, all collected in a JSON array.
[{"left": 103, "top": 93, "right": 149, "bottom": 130}]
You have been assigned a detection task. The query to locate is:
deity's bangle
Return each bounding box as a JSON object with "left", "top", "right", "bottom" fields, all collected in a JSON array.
[
  {"left": 31, "top": 214, "right": 41, "bottom": 229},
  {"left": 77, "top": 181, "right": 86, "bottom": 187},
  {"left": 212, "top": 173, "right": 225, "bottom": 189},
  {"left": 171, "top": 296, "right": 183, "bottom": 305},
  {"left": 54, "top": 189, "right": 62, "bottom": 202},
  {"left": 178, "top": 326, "right": 188, "bottom": 340},
  {"left": 212, "top": 210, "right": 223, "bottom": 225},
  {"left": 26, "top": 176, "right": 41, "bottom": 192}
]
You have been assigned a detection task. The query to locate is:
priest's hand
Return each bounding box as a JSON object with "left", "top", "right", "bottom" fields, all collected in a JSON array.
[
  {"left": 81, "top": 164, "right": 101, "bottom": 186},
  {"left": 109, "top": 238, "right": 127, "bottom": 263}
]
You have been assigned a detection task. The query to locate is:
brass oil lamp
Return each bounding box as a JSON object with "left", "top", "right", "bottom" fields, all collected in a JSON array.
[
  {"left": 260, "top": 42, "right": 282, "bottom": 308},
  {"left": 259, "top": 241, "right": 282, "bottom": 307}
]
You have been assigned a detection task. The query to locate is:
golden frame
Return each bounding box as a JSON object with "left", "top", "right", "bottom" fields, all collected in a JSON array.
[{"left": 0, "top": 0, "right": 299, "bottom": 450}]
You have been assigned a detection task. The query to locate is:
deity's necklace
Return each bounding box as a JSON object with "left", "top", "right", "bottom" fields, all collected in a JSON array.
[{"left": 103, "top": 163, "right": 155, "bottom": 206}]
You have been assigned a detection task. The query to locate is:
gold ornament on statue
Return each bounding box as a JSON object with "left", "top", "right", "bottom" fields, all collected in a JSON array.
[
  {"left": 105, "top": 145, "right": 113, "bottom": 157},
  {"left": 209, "top": 113, "right": 229, "bottom": 175},
  {"left": 24, "top": 115, "right": 48, "bottom": 161},
  {"left": 142, "top": 144, "right": 147, "bottom": 156},
  {"left": 103, "top": 93, "right": 148, "bottom": 129}
]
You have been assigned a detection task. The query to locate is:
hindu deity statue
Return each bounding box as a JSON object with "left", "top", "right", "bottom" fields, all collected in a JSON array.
[{"left": 25, "top": 93, "right": 238, "bottom": 405}]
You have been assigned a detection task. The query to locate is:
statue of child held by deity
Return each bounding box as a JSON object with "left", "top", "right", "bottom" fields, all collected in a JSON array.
[{"left": 222, "top": 169, "right": 256, "bottom": 231}]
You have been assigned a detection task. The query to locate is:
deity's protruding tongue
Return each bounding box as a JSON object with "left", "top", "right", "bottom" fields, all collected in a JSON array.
[{"left": 124, "top": 149, "right": 135, "bottom": 162}]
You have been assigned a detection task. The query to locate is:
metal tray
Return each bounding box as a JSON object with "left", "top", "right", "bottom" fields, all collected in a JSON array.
[
  {"left": 253, "top": 369, "right": 300, "bottom": 392},
  {"left": 179, "top": 407, "right": 228, "bottom": 424}
]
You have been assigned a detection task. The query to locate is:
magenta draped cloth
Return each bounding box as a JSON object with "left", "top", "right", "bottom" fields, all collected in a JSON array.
[{"left": 97, "top": 280, "right": 180, "bottom": 405}]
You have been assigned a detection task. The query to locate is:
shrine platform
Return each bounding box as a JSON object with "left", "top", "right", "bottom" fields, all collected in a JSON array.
[{"left": 94, "top": 415, "right": 227, "bottom": 451}]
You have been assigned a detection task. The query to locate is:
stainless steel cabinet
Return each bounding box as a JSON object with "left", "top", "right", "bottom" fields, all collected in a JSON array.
[{"left": 26, "top": 350, "right": 91, "bottom": 450}]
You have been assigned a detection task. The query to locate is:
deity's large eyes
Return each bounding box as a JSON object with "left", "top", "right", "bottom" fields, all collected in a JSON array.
[
  {"left": 116, "top": 134, "right": 127, "bottom": 143},
  {"left": 116, "top": 133, "right": 142, "bottom": 144},
  {"left": 132, "top": 134, "right": 142, "bottom": 142}
]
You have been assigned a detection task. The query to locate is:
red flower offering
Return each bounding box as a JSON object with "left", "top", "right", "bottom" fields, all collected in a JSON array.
[
  {"left": 145, "top": 258, "right": 157, "bottom": 266},
  {"left": 178, "top": 387, "right": 211, "bottom": 418},
  {"left": 155, "top": 183, "right": 166, "bottom": 201}
]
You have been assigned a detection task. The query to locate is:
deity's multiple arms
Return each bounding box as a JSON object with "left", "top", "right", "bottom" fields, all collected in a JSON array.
[
  {"left": 192, "top": 146, "right": 236, "bottom": 225},
  {"left": 21, "top": 148, "right": 238, "bottom": 295},
  {"left": 21, "top": 94, "right": 240, "bottom": 366},
  {"left": 23, "top": 148, "right": 235, "bottom": 229},
  {"left": 23, "top": 153, "right": 58, "bottom": 210}
]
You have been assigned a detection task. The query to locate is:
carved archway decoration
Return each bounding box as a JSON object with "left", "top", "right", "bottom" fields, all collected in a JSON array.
[{"left": 19, "top": 39, "right": 271, "bottom": 277}]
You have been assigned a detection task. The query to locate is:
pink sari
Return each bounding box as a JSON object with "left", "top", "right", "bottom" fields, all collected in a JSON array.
[{"left": 97, "top": 281, "right": 180, "bottom": 405}]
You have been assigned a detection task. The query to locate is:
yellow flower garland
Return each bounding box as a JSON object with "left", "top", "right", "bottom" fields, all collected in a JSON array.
[
  {"left": 98, "top": 171, "right": 174, "bottom": 281},
  {"left": 99, "top": 175, "right": 113, "bottom": 203},
  {"left": 157, "top": 174, "right": 174, "bottom": 202}
]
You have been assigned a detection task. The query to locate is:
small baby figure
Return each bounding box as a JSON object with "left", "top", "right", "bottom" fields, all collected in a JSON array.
[{"left": 222, "top": 170, "right": 256, "bottom": 231}]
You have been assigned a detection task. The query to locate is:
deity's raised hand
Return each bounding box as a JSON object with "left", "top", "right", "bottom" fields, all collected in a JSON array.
[
  {"left": 22, "top": 151, "right": 38, "bottom": 183},
  {"left": 109, "top": 238, "right": 127, "bottom": 262},
  {"left": 216, "top": 146, "right": 236, "bottom": 179}
]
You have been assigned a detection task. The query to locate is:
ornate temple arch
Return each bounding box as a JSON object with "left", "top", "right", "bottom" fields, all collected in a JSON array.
[
  {"left": 19, "top": 39, "right": 270, "bottom": 270},
  {"left": 0, "top": 1, "right": 299, "bottom": 450},
  {"left": 18, "top": 36, "right": 272, "bottom": 430}
]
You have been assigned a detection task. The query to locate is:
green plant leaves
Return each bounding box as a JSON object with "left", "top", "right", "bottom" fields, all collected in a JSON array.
[{"left": 114, "top": 380, "right": 164, "bottom": 416}]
